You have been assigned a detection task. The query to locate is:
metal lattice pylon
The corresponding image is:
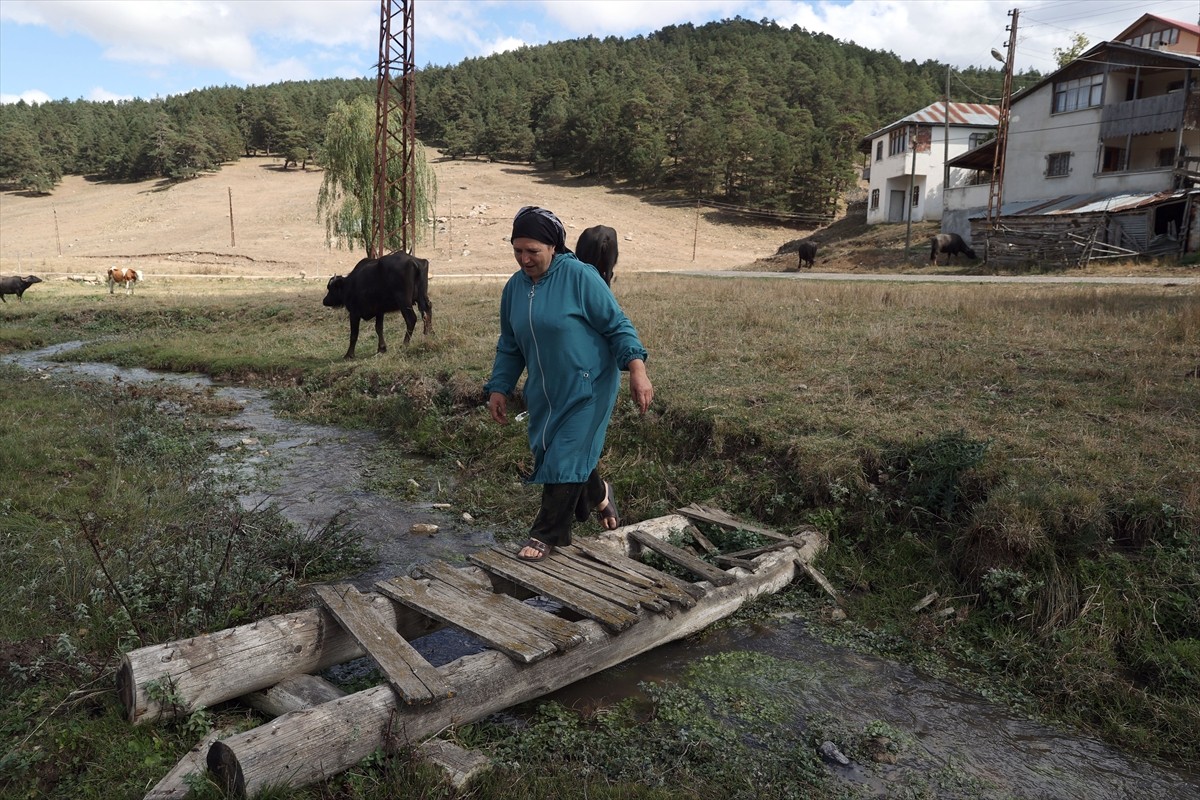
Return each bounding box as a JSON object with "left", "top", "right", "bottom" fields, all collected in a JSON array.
[{"left": 372, "top": 0, "right": 416, "bottom": 258}]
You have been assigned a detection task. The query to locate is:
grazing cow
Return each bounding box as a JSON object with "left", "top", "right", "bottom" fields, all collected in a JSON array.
[
  {"left": 796, "top": 241, "right": 818, "bottom": 269},
  {"left": 0, "top": 274, "right": 42, "bottom": 302},
  {"left": 930, "top": 233, "right": 977, "bottom": 266},
  {"left": 574, "top": 225, "right": 618, "bottom": 286},
  {"left": 107, "top": 267, "right": 144, "bottom": 294},
  {"left": 323, "top": 252, "right": 433, "bottom": 359}
]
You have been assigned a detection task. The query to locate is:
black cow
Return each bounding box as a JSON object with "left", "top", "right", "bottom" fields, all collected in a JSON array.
[
  {"left": 322, "top": 252, "right": 433, "bottom": 359},
  {"left": 575, "top": 225, "right": 618, "bottom": 286},
  {"left": 796, "top": 241, "right": 818, "bottom": 269},
  {"left": 0, "top": 275, "right": 42, "bottom": 302},
  {"left": 930, "top": 233, "right": 977, "bottom": 265}
]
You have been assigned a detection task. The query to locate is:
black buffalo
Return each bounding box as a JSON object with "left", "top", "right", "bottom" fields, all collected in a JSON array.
[
  {"left": 0, "top": 274, "right": 42, "bottom": 302},
  {"left": 323, "top": 253, "right": 433, "bottom": 359},
  {"left": 930, "top": 233, "right": 977, "bottom": 265},
  {"left": 575, "top": 225, "right": 618, "bottom": 286},
  {"left": 796, "top": 241, "right": 818, "bottom": 269}
]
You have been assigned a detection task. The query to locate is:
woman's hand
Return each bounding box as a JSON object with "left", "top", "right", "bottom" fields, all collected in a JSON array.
[
  {"left": 488, "top": 391, "right": 508, "bottom": 424},
  {"left": 627, "top": 359, "right": 653, "bottom": 414}
]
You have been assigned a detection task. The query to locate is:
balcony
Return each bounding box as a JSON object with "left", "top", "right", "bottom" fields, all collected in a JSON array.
[{"left": 1100, "top": 92, "right": 1186, "bottom": 138}]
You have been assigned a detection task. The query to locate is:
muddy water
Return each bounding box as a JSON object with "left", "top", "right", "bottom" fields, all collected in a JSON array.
[{"left": 5, "top": 343, "right": 1197, "bottom": 799}]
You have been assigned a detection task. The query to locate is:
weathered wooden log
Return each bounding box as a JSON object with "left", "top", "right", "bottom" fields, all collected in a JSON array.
[
  {"left": 206, "top": 540, "right": 821, "bottom": 797},
  {"left": 118, "top": 590, "right": 440, "bottom": 724}
]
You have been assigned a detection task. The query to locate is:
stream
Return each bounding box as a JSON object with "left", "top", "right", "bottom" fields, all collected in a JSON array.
[{"left": 4, "top": 342, "right": 1198, "bottom": 800}]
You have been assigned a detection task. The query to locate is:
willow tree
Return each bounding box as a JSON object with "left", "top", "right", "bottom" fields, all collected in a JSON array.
[{"left": 317, "top": 95, "right": 437, "bottom": 253}]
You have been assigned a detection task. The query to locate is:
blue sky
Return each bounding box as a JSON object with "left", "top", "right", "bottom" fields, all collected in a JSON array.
[{"left": 2, "top": 0, "right": 1197, "bottom": 104}]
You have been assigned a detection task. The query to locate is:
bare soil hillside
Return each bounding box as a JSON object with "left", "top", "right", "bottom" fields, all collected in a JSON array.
[{"left": 0, "top": 150, "right": 808, "bottom": 281}]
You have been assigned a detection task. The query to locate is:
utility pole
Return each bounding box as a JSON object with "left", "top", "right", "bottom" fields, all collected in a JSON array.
[
  {"left": 943, "top": 64, "right": 951, "bottom": 199},
  {"left": 986, "top": 8, "right": 1019, "bottom": 230},
  {"left": 905, "top": 125, "right": 917, "bottom": 257},
  {"left": 372, "top": 0, "right": 416, "bottom": 258}
]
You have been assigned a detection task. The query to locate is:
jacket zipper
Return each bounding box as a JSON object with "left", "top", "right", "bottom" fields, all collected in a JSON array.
[{"left": 527, "top": 281, "right": 552, "bottom": 455}]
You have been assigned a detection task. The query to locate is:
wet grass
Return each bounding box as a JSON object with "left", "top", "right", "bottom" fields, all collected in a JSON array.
[{"left": 1, "top": 274, "right": 1197, "bottom": 797}]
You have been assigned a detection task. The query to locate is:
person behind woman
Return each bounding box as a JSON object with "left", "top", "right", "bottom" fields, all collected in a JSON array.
[{"left": 485, "top": 206, "right": 653, "bottom": 562}]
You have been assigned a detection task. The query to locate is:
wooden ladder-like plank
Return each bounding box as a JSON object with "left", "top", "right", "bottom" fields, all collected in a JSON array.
[
  {"left": 498, "top": 548, "right": 669, "bottom": 614},
  {"left": 313, "top": 584, "right": 452, "bottom": 705},
  {"left": 413, "top": 561, "right": 586, "bottom": 653},
  {"left": 676, "top": 503, "right": 790, "bottom": 541},
  {"left": 564, "top": 540, "right": 702, "bottom": 607},
  {"left": 628, "top": 529, "right": 736, "bottom": 587},
  {"left": 377, "top": 575, "right": 559, "bottom": 664},
  {"left": 469, "top": 547, "right": 640, "bottom": 632}
]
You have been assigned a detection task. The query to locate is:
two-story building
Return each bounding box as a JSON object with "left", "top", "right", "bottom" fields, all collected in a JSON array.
[
  {"left": 858, "top": 102, "right": 999, "bottom": 225},
  {"left": 944, "top": 14, "right": 1200, "bottom": 264}
]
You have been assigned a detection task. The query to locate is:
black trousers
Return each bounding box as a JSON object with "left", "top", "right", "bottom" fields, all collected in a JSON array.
[{"left": 528, "top": 469, "right": 606, "bottom": 547}]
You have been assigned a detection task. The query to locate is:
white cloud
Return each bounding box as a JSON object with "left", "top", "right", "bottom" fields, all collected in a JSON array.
[
  {"left": 86, "top": 87, "right": 134, "bottom": 103},
  {"left": 540, "top": 0, "right": 744, "bottom": 35},
  {"left": 0, "top": 89, "right": 52, "bottom": 105},
  {"left": 484, "top": 35, "right": 529, "bottom": 57}
]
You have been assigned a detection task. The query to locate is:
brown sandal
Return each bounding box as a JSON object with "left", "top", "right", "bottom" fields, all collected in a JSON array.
[
  {"left": 517, "top": 538, "right": 551, "bottom": 562},
  {"left": 595, "top": 481, "right": 620, "bottom": 530}
]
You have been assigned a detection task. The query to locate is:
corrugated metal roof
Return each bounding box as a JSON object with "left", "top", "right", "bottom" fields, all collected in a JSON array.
[
  {"left": 859, "top": 102, "right": 999, "bottom": 149},
  {"left": 967, "top": 189, "right": 1197, "bottom": 219},
  {"left": 900, "top": 102, "right": 999, "bottom": 127}
]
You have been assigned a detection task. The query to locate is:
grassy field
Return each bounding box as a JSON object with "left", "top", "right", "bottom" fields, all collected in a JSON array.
[{"left": 1, "top": 273, "right": 1197, "bottom": 798}]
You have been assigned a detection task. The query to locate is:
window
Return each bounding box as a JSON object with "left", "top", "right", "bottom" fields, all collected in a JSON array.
[
  {"left": 1101, "top": 146, "right": 1127, "bottom": 173},
  {"left": 875, "top": 141, "right": 883, "bottom": 161},
  {"left": 870, "top": 189, "right": 880, "bottom": 210},
  {"left": 1046, "top": 152, "right": 1071, "bottom": 177},
  {"left": 1123, "top": 27, "right": 1179, "bottom": 49},
  {"left": 888, "top": 128, "right": 908, "bottom": 156},
  {"left": 1159, "top": 147, "right": 1178, "bottom": 168},
  {"left": 1053, "top": 73, "right": 1103, "bottom": 113},
  {"left": 911, "top": 186, "right": 920, "bottom": 207},
  {"left": 968, "top": 132, "right": 989, "bottom": 150}
]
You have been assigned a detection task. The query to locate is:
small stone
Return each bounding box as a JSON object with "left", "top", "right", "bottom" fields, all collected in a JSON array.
[
  {"left": 829, "top": 608, "right": 848, "bottom": 622},
  {"left": 410, "top": 523, "right": 439, "bottom": 536},
  {"left": 462, "top": 512, "right": 474, "bottom": 522},
  {"left": 407, "top": 478, "right": 420, "bottom": 488},
  {"left": 818, "top": 741, "right": 850, "bottom": 766},
  {"left": 241, "top": 437, "right": 259, "bottom": 446},
  {"left": 431, "top": 503, "right": 451, "bottom": 509}
]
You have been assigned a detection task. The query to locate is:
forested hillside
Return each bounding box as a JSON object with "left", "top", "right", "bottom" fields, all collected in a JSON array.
[{"left": 0, "top": 17, "right": 1024, "bottom": 213}]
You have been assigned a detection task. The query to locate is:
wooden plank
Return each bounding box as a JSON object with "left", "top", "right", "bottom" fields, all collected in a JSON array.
[
  {"left": 469, "top": 547, "right": 640, "bottom": 632},
  {"left": 566, "top": 540, "right": 703, "bottom": 606},
  {"left": 714, "top": 555, "right": 757, "bottom": 570},
  {"left": 676, "top": 503, "right": 789, "bottom": 541},
  {"left": 629, "top": 529, "right": 736, "bottom": 586},
  {"left": 376, "top": 576, "right": 558, "bottom": 664},
  {"left": 413, "top": 561, "right": 585, "bottom": 652},
  {"left": 144, "top": 728, "right": 230, "bottom": 799},
  {"left": 799, "top": 562, "right": 843, "bottom": 606},
  {"left": 242, "top": 674, "right": 347, "bottom": 718},
  {"left": 524, "top": 549, "right": 669, "bottom": 613},
  {"left": 685, "top": 524, "right": 718, "bottom": 554},
  {"left": 313, "top": 584, "right": 451, "bottom": 705},
  {"left": 724, "top": 539, "right": 802, "bottom": 559},
  {"left": 553, "top": 546, "right": 660, "bottom": 590},
  {"left": 207, "top": 545, "right": 808, "bottom": 798}
]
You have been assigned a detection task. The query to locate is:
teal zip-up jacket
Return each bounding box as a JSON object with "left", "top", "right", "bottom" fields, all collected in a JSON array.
[{"left": 484, "top": 252, "right": 648, "bottom": 484}]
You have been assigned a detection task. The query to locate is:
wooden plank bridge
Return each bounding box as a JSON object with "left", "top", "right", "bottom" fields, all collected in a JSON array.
[{"left": 127, "top": 506, "right": 828, "bottom": 798}]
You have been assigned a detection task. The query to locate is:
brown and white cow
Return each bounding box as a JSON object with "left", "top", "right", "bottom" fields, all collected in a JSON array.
[{"left": 107, "top": 267, "right": 144, "bottom": 295}]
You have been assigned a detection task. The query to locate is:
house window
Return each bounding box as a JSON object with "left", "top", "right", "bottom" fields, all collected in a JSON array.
[
  {"left": 1123, "top": 27, "right": 1179, "bottom": 49},
  {"left": 870, "top": 189, "right": 880, "bottom": 210},
  {"left": 888, "top": 128, "right": 908, "bottom": 156},
  {"left": 1159, "top": 147, "right": 1178, "bottom": 168},
  {"left": 1053, "top": 73, "right": 1103, "bottom": 113},
  {"left": 968, "top": 132, "right": 989, "bottom": 149},
  {"left": 1046, "top": 152, "right": 1071, "bottom": 177},
  {"left": 1101, "top": 146, "right": 1127, "bottom": 173},
  {"left": 911, "top": 186, "right": 920, "bottom": 207},
  {"left": 875, "top": 141, "right": 883, "bottom": 161}
]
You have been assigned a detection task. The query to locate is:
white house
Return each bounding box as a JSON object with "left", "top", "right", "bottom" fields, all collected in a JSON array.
[
  {"left": 943, "top": 14, "right": 1200, "bottom": 262},
  {"left": 858, "top": 102, "right": 999, "bottom": 225}
]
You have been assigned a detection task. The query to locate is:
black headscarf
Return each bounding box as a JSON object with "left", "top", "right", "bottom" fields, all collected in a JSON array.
[{"left": 511, "top": 206, "right": 568, "bottom": 253}]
